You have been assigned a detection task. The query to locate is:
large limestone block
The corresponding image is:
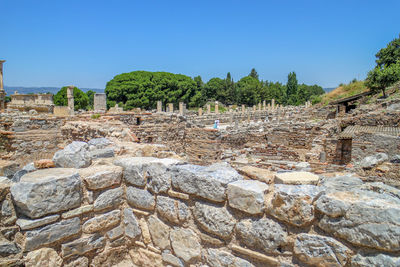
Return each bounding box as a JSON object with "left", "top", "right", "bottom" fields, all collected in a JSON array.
[
  {"left": 237, "top": 165, "right": 274, "bottom": 183},
  {"left": 274, "top": 171, "right": 319, "bottom": 185},
  {"left": 126, "top": 187, "right": 155, "bottom": 210},
  {"left": 147, "top": 215, "right": 170, "bottom": 249},
  {"left": 11, "top": 168, "right": 81, "bottom": 219},
  {"left": 360, "top": 153, "right": 388, "bottom": 169},
  {"left": 61, "top": 233, "right": 106, "bottom": 258},
  {"left": 114, "top": 157, "right": 180, "bottom": 187},
  {"left": 93, "top": 187, "right": 123, "bottom": 211},
  {"left": 25, "top": 218, "right": 81, "bottom": 251},
  {"left": 0, "top": 160, "right": 19, "bottom": 178},
  {"left": 16, "top": 214, "right": 59, "bottom": 230},
  {"left": 171, "top": 163, "right": 243, "bottom": 202},
  {"left": 294, "top": 233, "right": 351, "bottom": 267},
  {"left": 156, "top": 196, "right": 190, "bottom": 224},
  {"left": 82, "top": 210, "right": 120, "bottom": 234},
  {"left": 79, "top": 165, "right": 122, "bottom": 190},
  {"left": 193, "top": 202, "right": 236, "bottom": 239},
  {"left": 124, "top": 208, "right": 141, "bottom": 239},
  {"left": 351, "top": 254, "right": 400, "bottom": 267},
  {"left": 236, "top": 218, "right": 288, "bottom": 254},
  {"left": 53, "top": 141, "right": 91, "bottom": 168},
  {"left": 25, "top": 248, "right": 62, "bottom": 267},
  {"left": 315, "top": 185, "right": 400, "bottom": 252},
  {"left": 205, "top": 248, "right": 254, "bottom": 267},
  {"left": 170, "top": 228, "right": 201, "bottom": 263},
  {"left": 267, "top": 184, "right": 322, "bottom": 226},
  {"left": 227, "top": 180, "right": 268, "bottom": 214},
  {"left": 0, "top": 240, "right": 20, "bottom": 256}
]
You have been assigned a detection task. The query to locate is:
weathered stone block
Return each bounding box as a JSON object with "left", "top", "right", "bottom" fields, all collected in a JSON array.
[
  {"left": 61, "top": 204, "right": 93, "bottom": 219},
  {"left": 93, "top": 187, "right": 123, "bottom": 211},
  {"left": 227, "top": 180, "right": 268, "bottom": 214},
  {"left": 16, "top": 214, "right": 59, "bottom": 230},
  {"left": 124, "top": 207, "right": 141, "bottom": 239},
  {"left": 351, "top": 253, "right": 400, "bottom": 267},
  {"left": 162, "top": 251, "right": 184, "bottom": 267},
  {"left": 171, "top": 163, "right": 243, "bottom": 202},
  {"left": 236, "top": 218, "right": 288, "bottom": 254},
  {"left": 267, "top": 184, "right": 321, "bottom": 226},
  {"left": 147, "top": 215, "right": 170, "bottom": 249},
  {"left": 294, "top": 233, "right": 351, "bottom": 267},
  {"left": 25, "top": 248, "right": 62, "bottom": 267},
  {"left": 126, "top": 186, "right": 155, "bottom": 210},
  {"left": 53, "top": 141, "right": 91, "bottom": 168},
  {"left": 156, "top": 196, "right": 190, "bottom": 224},
  {"left": 82, "top": 210, "right": 120, "bottom": 234},
  {"left": 205, "top": 248, "right": 254, "bottom": 267},
  {"left": 274, "top": 171, "right": 319, "bottom": 185},
  {"left": 193, "top": 202, "right": 236, "bottom": 239},
  {"left": 11, "top": 168, "right": 81, "bottom": 219},
  {"left": 62, "top": 233, "right": 106, "bottom": 258},
  {"left": 25, "top": 218, "right": 81, "bottom": 251},
  {"left": 107, "top": 225, "right": 124, "bottom": 241},
  {"left": 0, "top": 240, "right": 20, "bottom": 256},
  {"left": 79, "top": 165, "right": 122, "bottom": 190},
  {"left": 170, "top": 228, "right": 201, "bottom": 263}
]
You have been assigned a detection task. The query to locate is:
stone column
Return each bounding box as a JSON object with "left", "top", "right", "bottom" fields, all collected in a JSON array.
[
  {"left": 241, "top": 105, "right": 245, "bottom": 113},
  {"left": 258, "top": 103, "right": 261, "bottom": 111},
  {"left": 253, "top": 105, "right": 256, "bottom": 112},
  {"left": 198, "top": 108, "right": 203, "bottom": 116},
  {"left": 168, "top": 103, "right": 173, "bottom": 113},
  {"left": 271, "top": 99, "right": 275, "bottom": 110},
  {"left": 207, "top": 104, "right": 211, "bottom": 114},
  {"left": 0, "top": 60, "right": 6, "bottom": 110},
  {"left": 67, "top": 85, "right": 74, "bottom": 115},
  {"left": 263, "top": 100, "right": 266, "bottom": 111},
  {"left": 215, "top": 101, "right": 219, "bottom": 114},
  {"left": 157, "top": 101, "right": 162, "bottom": 112},
  {"left": 179, "top": 102, "right": 184, "bottom": 116},
  {"left": 267, "top": 103, "right": 271, "bottom": 111}
]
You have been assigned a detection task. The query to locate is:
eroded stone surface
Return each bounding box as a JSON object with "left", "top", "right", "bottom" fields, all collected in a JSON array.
[
  {"left": 205, "top": 248, "right": 255, "bottom": 267},
  {"left": 93, "top": 187, "right": 123, "bottom": 211},
  {"left": 274, "top": 171, "right": 319, "bottom": 185},
  {"left": 82, "top": 210, "right": 120, "bottom": 234},
  {"left": 25, "top": 247, "right": 62, "bottom": 267},
  {"left": 294, "top": 233, "right": 351, "bottom": 267},
  {"left": 11, "top": 168, "right": 81, "bottom": 219},
  {"left": 0, "top": 240, "right": 20, "bottom": 256},
  {"left": 171, "top": 163, "right": 243, "bottom": 202},
  {"left": 79, "top": 165, "right": 123, "bottom": 190},
  {"left": 156, "top": 196, "right": 190, "bottom": 224},
  {"left": 16, "top": 214, "right": 59, "bottom": 230},
  {"left": 147, "top": 215, "right": 170, "bottom": 249},
  {"left": 267, "top": 184, "right": 322, "bottom": 226},
  {"left": 170, "top": 228, "right": 201, "bottom": 263},
  {"left": 351, "top": 254, "right": 400, "bottom": 267},
  {"left": 126, "top": 187, "right": 155, "bottom": 210},
  {"left": 25, "top": 218, "right": 81, "bottom": 251},
  {"left": 193, "top": 202, "right": 236, "bottom": 239},
  {"left": 53, "top": 141, "right": 91, "bottom": 168},
  {"left": 124, "top": 207, "right": 141, "bottom": 239},
  {"left": 236, "top": 218, "right": 288, "bottom": 253},
  {"left": 62, "top": 233, "right": 106, "bottom": 257},
  {"left": 227, "top": 180, "right": 268, "bottom": 214}
]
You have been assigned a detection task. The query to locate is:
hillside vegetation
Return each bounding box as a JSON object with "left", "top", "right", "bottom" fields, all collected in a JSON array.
[{"left": 321, "top": 80, "right": 368, "bottom": 105}]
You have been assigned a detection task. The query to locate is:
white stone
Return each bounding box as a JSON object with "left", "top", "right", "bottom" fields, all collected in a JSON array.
[{"left": 227, "top": 180, "right": 268, "bottom": 214}]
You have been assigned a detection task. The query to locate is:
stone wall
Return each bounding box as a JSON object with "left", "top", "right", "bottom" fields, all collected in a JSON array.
[{"left": 1, "top": 146, "right": 400, "bottom": 266}]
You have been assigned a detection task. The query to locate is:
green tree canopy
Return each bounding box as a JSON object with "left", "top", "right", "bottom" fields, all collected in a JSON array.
[
  {"left": 54, "top": 86, "right": 89, "bottom": 111},
  {"left": 249, "top": 68, "right": 259, "bottom": 80},
  {"left": 236, "top": 76, "right": 261, "bottom": 106},
  {"left": 286, "top": 72, "right": 298, "bottom": 105},
  {"left": 86, "top": 90, "right": 95, "bottom": 110},
  {"left": 105, "top": 71, "right": 197, "bottom": 110},
  {"left": 375, "top": 35, "right": 400, "bottom": 68}
]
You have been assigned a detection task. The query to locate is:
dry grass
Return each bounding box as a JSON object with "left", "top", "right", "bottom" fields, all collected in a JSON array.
[{"left": 321, "top": 81, "right": 368, "bottom": 105}]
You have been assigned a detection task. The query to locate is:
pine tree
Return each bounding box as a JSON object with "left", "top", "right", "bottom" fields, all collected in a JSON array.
[
  {"left": 286, "top": 72, "right": 298, "bottom": 105},
  {"left": 249, "top": 68, "right": 259, "bottom": 80}
]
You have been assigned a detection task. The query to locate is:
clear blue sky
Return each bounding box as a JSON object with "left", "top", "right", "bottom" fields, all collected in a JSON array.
[{"left": 1, "top": 0, "right": 399, "bottom": 89}]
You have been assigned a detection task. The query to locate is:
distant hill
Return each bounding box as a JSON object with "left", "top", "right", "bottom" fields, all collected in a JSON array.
[
  {"left": 4, "top": 86, "right": 104, "bottom": 95},
  {"left": 323, "top": 87, "right": 336, "bottom": 93}
]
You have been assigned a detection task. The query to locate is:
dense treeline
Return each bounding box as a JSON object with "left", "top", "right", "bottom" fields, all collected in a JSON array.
[{"left": 105, "top": 69, "right": 324, "bottom": 110}]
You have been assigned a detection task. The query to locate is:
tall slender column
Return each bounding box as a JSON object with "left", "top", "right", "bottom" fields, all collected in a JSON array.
[
  {"left": 0, "top": 60, "right": 6, "bottom": 110},
  {"left": 67, "top": 85, "right": 75, "bottom": 115}
]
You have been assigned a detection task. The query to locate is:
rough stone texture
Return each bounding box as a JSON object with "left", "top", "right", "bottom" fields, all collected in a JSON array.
[
  {"left": 126, "top": 186, "right": 155, "bottom": 210},
  {"left": 205, "top": 248, "right": 254, "bottom": 267},
  {"left": 227, "top": 180, "right": 268, "bottom": 214},
  {"left": 114, "top": 157, "right": 180, "bottom": 187},
  {"left": 147, "top": 215, "right": 170, "bottom": 249},
  {"left": 53, "top": 141, "right": 91, "bottom": 168},
  {"left": 11, "top": 162, "right": 36, "bottom": 182},
  {"left": 63, "top": 257, "right": 89, "bottom": 267},
  {"left": 90, "top": 148, "right": 115, "bottom": 159},
  {"left": 62, "top": 205, "right": 93, "bottom": 219},
  {"left": 16, "top": 214, "right": 59, "bottom": 230},
  {"left": 193, "top": 202, "right": 236, "bottom": 239},
  {"left": 79, "top": 165, "right": 123, "bottom": 190},
  {"left": 162, "top": 251, "right": 184, "bottom": 267},
  {"left": 124, "top": 207, "right": 141, "bottom": 239},
  {"left": 130, "top": 247, "right": 163, "bottom": 267},
  {"left": 236, "top": 218, "right": 288, "bottom": 254},
  {"left": 294, "top": 233, "right": 351, "bottom": 267},
  {"left": 170, "top": 228, "right": 201, "bottom": 263},
  {"left": 320, "top": 175, "right": 363, "bottom": 192},
  {"left": 25, "top": 217, "right": 81, "bottom": 251},
  {"left": 0, "top": 240, "right": 20, "bottom": 256},
  {"left": 147, "top": 162, "right": 171, "bottom": 193},
  {"left": 25, "top": 248, "right": 63, "bottom": 267},
  {"left": 0, "top": 160, "right": 19, "bottom": 178},
  {"left": 171, "top": 163, "right": 243, "bottom": 202},
  {"left": 82, "top": 210, "right": 120, "bottom": 234},
  {"left": 88, "top": 137, "right": 112, "bottom": 148},
  {"left": 11, "top": 168, "right": 81, "bottom": 219},
  {"left": 237, "top": 165, "right": 274, "bottom": 183},
  {"left": 61, "top": 233, "right": 106, "bottom": 257},
  {"left": 107, "top": 225, "right": 124, "bottom": 241},
  {"left": 316, "top": 186, "right": 400, "bottom": 252},
  {"left": 34, "top": 159, "right": 55, "bottom": 169},
  {"left": 93, "top": 187, "right": 123, "bottom": 211},
  {"left": 360, "top": 152, "right": 389, "bottom": 169},
  {"left": 156, "top": 196, "right": 190, "bottom": 224},
  {"left": 267, "top": 184, "right": 322, "bottom": 226},
  {"left": 351, "top": 254, "right": 400, "bottom": 267},
  {"left": 274, "top": 171, "right": 319, "bottom": 185}
]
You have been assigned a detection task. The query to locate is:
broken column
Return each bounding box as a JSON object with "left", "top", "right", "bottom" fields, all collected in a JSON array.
[
  {"left": 241, "top": 105, "right": 245, "bottom": 113},
  {"left": 207, "top": 104, "right": 211, "bottom": 114},
  {"left": 94, "top": 93, "right": 107, "bottom": 112},
  {"left": 258, "top": 103, "right": 261, "bottom": 111},
  {"left": 179, "top": 102, "right": 185, "bottom": 116},
  {"left": 198, "top": 108, "right": 203, "bottom": 116},
  {"left": 215, "top": 101, "right": 219, "bottom": 114},
  {"left": 168, "top": 103, "right": 173, "bottom": 113},
  {"left": 157, "top": 101, "right": 162, "bottom": 113},
  {"left": 0, "top": 60, "right": 6, "bottom": 110},
  {"left": 67, "top": 85, "right": 74, "bottom": 115},
  {"left": 271, "top": 99, "right": 275, "bottom": 110}
]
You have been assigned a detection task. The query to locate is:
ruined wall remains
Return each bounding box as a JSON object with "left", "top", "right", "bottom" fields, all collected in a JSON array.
[
  {"left": 8, "top": 94, "right": 54, "bottom": 113},
  {"left": 1, "top": 151, "right": 400, "bottom": 267}
]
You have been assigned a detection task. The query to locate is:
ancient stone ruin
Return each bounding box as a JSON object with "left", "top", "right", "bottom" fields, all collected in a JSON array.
[{"left": 0, "top": 78, "right": 400, "bottom": 266}]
